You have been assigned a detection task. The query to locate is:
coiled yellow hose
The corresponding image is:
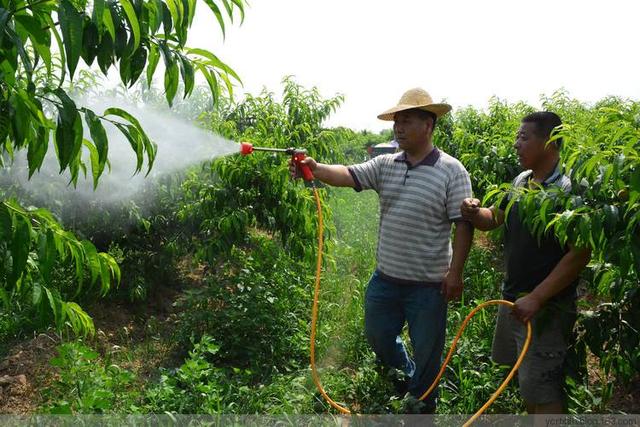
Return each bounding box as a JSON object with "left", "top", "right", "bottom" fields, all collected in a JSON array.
[{"left": 309, "top": 187, "right": 532, "bottom": 425}]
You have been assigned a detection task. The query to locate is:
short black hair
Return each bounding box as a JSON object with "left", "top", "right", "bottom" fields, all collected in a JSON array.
[
  {"left": 409, "top": 108, "right": 437, "bottom": 130},
  {"left": 521, "top": 111, "right": 563, "bottom": 148}
]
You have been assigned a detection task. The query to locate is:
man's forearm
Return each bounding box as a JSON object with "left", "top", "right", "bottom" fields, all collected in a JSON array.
[
  {"left": 529, "top": 247, "right": 591, "bottom": 304},
  {"left": 312, "top": 163, "right": 356, "bottom": 187},
  {"left": 450, "top": 220, "right": 474, "bottom": 274}
]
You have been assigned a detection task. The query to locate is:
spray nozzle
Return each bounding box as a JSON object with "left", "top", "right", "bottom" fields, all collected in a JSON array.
[{"left": 240, "top": 142, "right": 254, "bottom": 155}]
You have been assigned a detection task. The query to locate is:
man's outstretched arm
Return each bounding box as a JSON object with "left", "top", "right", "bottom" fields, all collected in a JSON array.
[{"left": 289, "top": 157, "right": 356, "bottom": 188}]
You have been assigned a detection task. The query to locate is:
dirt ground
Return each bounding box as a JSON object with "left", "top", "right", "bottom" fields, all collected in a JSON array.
[{"left": 0, "top": 257, "right": 206, "bottom": 415}]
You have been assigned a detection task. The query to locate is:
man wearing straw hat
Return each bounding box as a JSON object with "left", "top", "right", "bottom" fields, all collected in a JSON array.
[{"left": 290, "top": 88, "right": 473, "bottom": 413}]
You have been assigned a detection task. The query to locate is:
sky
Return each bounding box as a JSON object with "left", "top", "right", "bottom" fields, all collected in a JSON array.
[{"left": 189, "top": 0, "right": 640, "bottom": 132}]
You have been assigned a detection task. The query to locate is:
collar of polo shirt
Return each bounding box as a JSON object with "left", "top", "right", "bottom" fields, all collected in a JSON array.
[
  {"left": 523, "top": 161, "right": 563, "bottom": 187},
  {"left": 393, "top": 147, "right": 441, "bottom": 169}
]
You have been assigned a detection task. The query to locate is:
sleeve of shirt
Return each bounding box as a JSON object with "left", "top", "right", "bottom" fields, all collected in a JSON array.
[
  {"left": 498, "top": 172, "right": 528, "bottom": 211},
  {"left": 347, "top": 156, "right": 384, "bottom": 192},
  {"left": 446, "top": 169, "right": 473, "bottom": 221}
]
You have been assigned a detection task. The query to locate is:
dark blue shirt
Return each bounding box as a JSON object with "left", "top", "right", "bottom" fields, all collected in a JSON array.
[{"left": 499, "top": 167, "right": 575, "bottom": 302}]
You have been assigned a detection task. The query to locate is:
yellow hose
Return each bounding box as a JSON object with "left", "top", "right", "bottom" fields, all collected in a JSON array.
[
  {"left": 418, "top": 299, "right": 532, "bottom": 426},
  {"left": 308, "top": 187, "right": 533, "bottom": 424},
  {"left": 309, "top": 186, "right": 351, "bottom": 414}
]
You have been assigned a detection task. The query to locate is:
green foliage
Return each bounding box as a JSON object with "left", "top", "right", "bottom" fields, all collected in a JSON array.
[
  {"left": 1, "top": 0, "right": 243, "bottom": 181},
  {"left": 481, "top": 95, "right": 640, "bottom": 384},
  {"left": 1, "top": 0, "right": 245, "bottom": 335},
  {"left": 0, "top": 199, "right": 119, "bottom": 335},
  {"left": 141, "top": 334, "right": 248, "bottom": 414},
  {"left": 175, "top": 233, "right": 312, "bottom": 378},
  {"left": 44, "top": 341, "right": 138, "bottom": 413},
  {"left": 179, "top": 78, "right": 342, "bottom": 264}
]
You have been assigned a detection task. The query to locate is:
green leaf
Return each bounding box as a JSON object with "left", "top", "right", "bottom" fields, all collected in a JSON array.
[
  {"left": 185, "top": 0, "right": 196, "bottom": 27},
  {"left": 0, "top": 203, "right": 12, "bottom": 242},
  {"left": 164, "top": 0, "right": 182, "bottom": 40},
  {"left": 14, "top": 14, "right": 49, "bottom": 46},
  {"left": 39, "top": 229, "right": 57, "bottom": 282},
  {"left": 146, "top": 43, "right": 160, "bottom": 88},
  {"left": 84, "top": 109, "right": 108, "bottom": 182},
  {"left": 33, "top": 39, "right": 53, "bottom": 76},
  {"left": 32, "top": 281, "right": 43, "bottom": 306},
  {"left": 141, "top": 131, "right": 157, "bottom": 175},
  {"left": 69, "top": 117, "right": 87, "bottom": 186},
  {"left": 58, "top": 0, "right": 84, "bottom": 79},
  {"left": 187, "top": 47, "right": 242, "bottom": 84},
  {"left": 102, "top": 6, "right": 116, "bottom": 40},
  {"left": 81, "top": 240, "right": 100, "bottom": 286},
  {"left": 6, "top": 25, "right": 33, "bottom": 78},
  {"left": 114, "top": 24, "right": 129, "bottom": 59},
  {"left": 97, "top": 33, "right": 114, "bottom": 74},
  {"left": 65, "top": 302, "right": 95, "bottom": 336},
  {"left": 161, "top": 2, "right": 172, "bottom": 35},
  {"left": 10, "top": 91, "right": 30, "bottom": 146},
  {"left": 146, "top": 0, "right": 162, "bottom": 34},
  {"left": 114, "top": 123, "right": 143, "bottom": 173},
  {"left": 0, "top": 9, "right": 10, "bottom": 38},
  {"left": 51, "top": 88, "right": 83, "bottom": 173},
  {"left": 99, "top": 256, "right": 111, "bottom": 292},
  {"left": 82, "top": 138, "right": 101, "bottom": 189},
  {"left": 10, "top": 215, "right": 31, "bottom": 287},
  {"left": 127, "top": 45, "right": 147, "bottom": 86},
  {"left": 44, "top": 286, "right": 61, "bottom": 327},
  {"left": 66, "top": 240, "right": 85, "bottom": 290},
  {"left": 164, "top": 54, "right": 179, "bottom": 106},
  {"left": 178, "top": 53, "right": 194, "bottom": 98},
  {"left": 197, "top": 63, "right": 219, "bottom": 107},
  {"left": 92, "top": 0, "right": 106, "bottom": 34},
  {"left": 201, "top": 0, "right": 225, "bottom": 38},
  {"left": 103, "top": 106, "right": 144, "bottom": 133},
  {"left": 27, "top": 125, "right": 49, "bottom": 178},
  {"left": 118, "top": 0, "right": 140, "bottom": 53},
  {"left": 0, "top": 101, "right": 11, "bottom": 145},
  {"left": 229, "top": 0, "right": 244, "bottom": 23},
  {"left": 81, "top": 20, "right": 99, "bottom": 66},
  {"left": 221, "top": 0, "right": 233, "bottom": 21},
  {"left": 104, "top": 107, "right": 155, "bottom": 173}
]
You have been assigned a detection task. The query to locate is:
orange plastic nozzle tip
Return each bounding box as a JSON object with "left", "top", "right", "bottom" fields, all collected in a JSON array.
[{"left": 240, "top": 142, "right": 253, "bottom": 155}]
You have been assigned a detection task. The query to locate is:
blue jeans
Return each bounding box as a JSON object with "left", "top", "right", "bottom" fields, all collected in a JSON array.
[{"left": 364, "top": 271, "right": 447, "bottom": 409}]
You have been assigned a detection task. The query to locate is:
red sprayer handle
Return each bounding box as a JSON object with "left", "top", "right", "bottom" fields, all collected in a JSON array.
[{"left": 293, "top": 152, "right": 314, "bottom": 181}]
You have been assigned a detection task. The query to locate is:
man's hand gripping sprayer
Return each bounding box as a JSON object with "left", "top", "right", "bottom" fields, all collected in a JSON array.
[{"left": 239, "top": 142, "right": 314, "bottom": 181}]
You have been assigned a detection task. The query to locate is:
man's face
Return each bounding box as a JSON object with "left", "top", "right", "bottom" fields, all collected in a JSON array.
[
  {"left": 393, "top": 110, "right": 431, "bottom": 151},
  {"left": 513, "top": 122, "right": 549, "bottom": 170}
]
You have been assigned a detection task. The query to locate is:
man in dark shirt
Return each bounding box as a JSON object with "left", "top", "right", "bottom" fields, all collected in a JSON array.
[{"left": 460, "top": 112, "right": 590, "bottom": 414}]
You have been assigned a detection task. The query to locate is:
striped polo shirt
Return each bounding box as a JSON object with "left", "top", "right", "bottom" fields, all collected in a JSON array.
[{"left": 348, "top": 148, "right": 472, "bottom": 285}]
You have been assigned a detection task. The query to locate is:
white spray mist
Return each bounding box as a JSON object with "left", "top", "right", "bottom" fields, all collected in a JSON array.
[{"left": 0, "top": 94, "right": 241, "bottom": 225}]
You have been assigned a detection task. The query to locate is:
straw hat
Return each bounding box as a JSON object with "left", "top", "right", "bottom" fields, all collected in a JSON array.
[{"left": 377, "top": 88, "right": 451, "bottom": 121}]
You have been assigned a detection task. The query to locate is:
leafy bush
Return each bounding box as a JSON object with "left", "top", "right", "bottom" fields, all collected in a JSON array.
[
  {"left": 141, "top": 335, "right": 240, "bottom": 414},
  {"left": 43, "top": 341, "right": 137, "bottom": 413},
  {"left": 482, "top": 96, "right": 640, "bottom": 385},
  {"left": 0, "top": 200, "right": 119, "bottom": 335},
  {"left": 175, "top": 232, "right": 313, "bottom": 379}
]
